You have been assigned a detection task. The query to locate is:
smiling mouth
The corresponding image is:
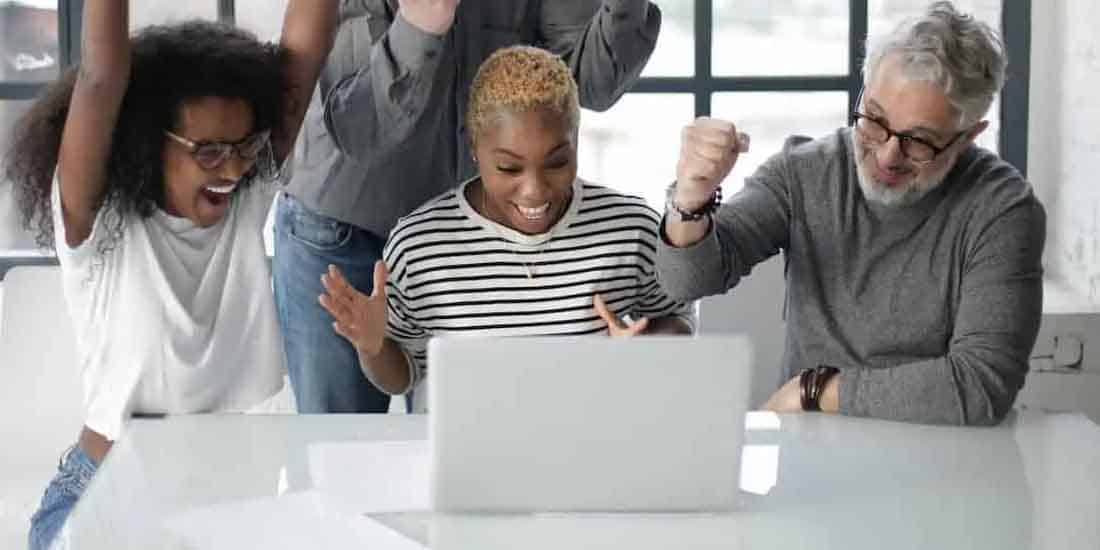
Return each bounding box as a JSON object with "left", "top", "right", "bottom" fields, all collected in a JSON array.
[
  {"left": 514, "top": 202, "right": 550, "bottom": 220},
  {"left": 205, "top": 182, "right": 238, "bottom": 195}
]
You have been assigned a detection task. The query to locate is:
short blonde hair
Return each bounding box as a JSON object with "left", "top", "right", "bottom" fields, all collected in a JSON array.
[{"left": 467, "top": 45, "right": 580, "bottom": 142}]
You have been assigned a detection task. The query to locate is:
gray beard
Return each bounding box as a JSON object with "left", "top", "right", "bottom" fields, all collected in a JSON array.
[{"left": 851, "top": 134, "right": 946, "bottom": 208}]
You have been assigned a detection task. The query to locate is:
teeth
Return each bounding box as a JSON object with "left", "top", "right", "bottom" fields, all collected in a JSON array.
[
  {"left": 516, "top": 203, "right": 550, "bottom": 219},
  {"left": 206, "top": 183, "right": 237, "bottom": 195}
]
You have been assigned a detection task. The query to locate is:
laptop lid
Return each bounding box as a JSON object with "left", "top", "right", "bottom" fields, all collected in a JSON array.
[{"left": 428, "top": 336, "right": 752, "bottom": 513}]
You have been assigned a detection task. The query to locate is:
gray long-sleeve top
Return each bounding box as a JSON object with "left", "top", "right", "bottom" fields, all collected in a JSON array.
[
  {"left": 284, "top": 0, "right": 661, "bottom": 239},
  {"left": 657, "top": 129, "right": 1046, "bottom": 426}
]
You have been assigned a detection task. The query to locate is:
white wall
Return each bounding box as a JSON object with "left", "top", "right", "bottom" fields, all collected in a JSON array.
[{"left": 1029, "top": 1, "right": 1100, "bottom": 311}]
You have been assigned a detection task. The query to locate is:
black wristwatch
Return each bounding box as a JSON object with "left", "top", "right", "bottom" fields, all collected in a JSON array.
[{"left": 665, "top": 182, "right": 722, "bottom": 222}]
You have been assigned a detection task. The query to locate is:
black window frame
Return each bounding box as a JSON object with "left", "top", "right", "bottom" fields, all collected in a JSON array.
[{"left": 0, "top": 0, "right": 1034, "bottom": 278}]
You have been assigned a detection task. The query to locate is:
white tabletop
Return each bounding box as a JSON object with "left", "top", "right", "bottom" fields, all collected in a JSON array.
[{"left": 65, "top": 411, "right": 1100, "bottom": 549}]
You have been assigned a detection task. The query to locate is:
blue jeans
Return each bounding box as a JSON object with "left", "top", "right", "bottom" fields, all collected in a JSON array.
[
  {"left": 273, "top": 192, "right": 391, "bottom": 413},
  {"left": 29, "top": 445, "right": 98, "bottom": 550}
]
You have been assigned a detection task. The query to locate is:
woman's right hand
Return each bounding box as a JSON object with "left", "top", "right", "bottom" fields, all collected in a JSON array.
[{"left": 319, "top": 260, "right": 389, "bottom": 357}]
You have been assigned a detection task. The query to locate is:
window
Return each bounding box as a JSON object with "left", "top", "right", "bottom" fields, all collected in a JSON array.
[
  {"left": 1, "top": 1, "right": 60, "bottom": 250},
  {"left": 0, "top": 1, "right": 1033, "bottom": 253}
]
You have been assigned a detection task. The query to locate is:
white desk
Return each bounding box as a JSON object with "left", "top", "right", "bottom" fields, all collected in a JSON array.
[{"left": 65, "top": 412, "right": 1100, "bottom": 549}]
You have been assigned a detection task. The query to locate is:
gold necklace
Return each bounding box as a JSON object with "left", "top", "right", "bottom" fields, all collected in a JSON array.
[{"left": 479, "top": 183, "right": 548, "bottom": 279}]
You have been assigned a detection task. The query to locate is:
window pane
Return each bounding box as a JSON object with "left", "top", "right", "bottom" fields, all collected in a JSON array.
[
  {"left": 867, "top": 0, "right": 1001, "bottom": 154},
  {"left": 240, "top": 2, "right": 692, "bottom": 75},
  {"left": 578, "top": 94, "right": 693, "bottom": 209},
  {"left": 0, "top": 1, "right": 59, "bottom": 82},
  {"left": 975, "top": 95, "right": 998, "bottom": 154},
  {"left": 712, "top": 92, "right": 848, "bottom": 193},
  {"left": 236, "top": 0, "right": 287, "bottom": 42},
  {"left": 0, "top": 100, "right": 38, "bottom": 249},
  {"left": 130, "top": 0, "right": 217, "bottom": 29},
  {"left": 713, "top": 0, "right": 848, "bottom": 77},
  {"left": 641, "top": 1, "right": 693, "bottom": 77}
]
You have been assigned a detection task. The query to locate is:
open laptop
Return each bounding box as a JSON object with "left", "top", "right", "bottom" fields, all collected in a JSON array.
[{"left": 428, "top": 335, "right": 752, "bottom": 513}]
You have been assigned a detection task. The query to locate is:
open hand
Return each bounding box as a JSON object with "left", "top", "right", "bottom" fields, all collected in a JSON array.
[{"left": 319, "top": 261, "right": 389, "bottom": 357}]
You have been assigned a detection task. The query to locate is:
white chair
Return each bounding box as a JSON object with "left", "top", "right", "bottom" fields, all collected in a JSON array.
[
  {"left": 697, "top": 255, "right": 787, "bottom": 408},
  {"left": 1018, "top": 313, "right": 1100, "bottom": 423},
  {"left": 0, "top": 266, "right": 83, "bottom": 549}
]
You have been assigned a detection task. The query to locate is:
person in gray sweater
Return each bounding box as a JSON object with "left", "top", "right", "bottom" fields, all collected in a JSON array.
[
  {"left": 274, "top": 0, "right": 661, "bottom": 413},
  {"left": 657, "top": 1, "right": 1045, "bottom": 426}
]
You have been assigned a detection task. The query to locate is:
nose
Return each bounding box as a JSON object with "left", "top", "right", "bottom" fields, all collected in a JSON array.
[
  {"left": 216, "top": 152, "right": 253, "bottom": 182},
  {"left": 877, "top": 134, "right": 907, "bottom": 166},
  {"left": 517, "top": 169, "right": 551, "bottom": 201}
]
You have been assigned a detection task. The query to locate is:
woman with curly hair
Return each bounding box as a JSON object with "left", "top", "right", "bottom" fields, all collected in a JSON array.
[
  {"left": 318, "top": 46, "right": 694, "bottom": 413},
  {"left": 3, "top": 2, "right": 339, "bottom": 548}
]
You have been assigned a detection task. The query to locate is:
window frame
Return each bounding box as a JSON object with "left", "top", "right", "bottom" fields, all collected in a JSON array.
[
  {"left": 0, "top": 0, "right": 1033, "bottom": 168},
  {"left": 0, "top": 0, "right": 1034, "bottom": 277}
]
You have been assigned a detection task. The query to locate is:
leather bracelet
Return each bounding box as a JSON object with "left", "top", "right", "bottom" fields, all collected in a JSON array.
[
  {"left": 801, "top": 365, "right": 840, "bottom": 412},
  {"left": 798, "top": 368, "right": 816, "bottom": 411},
  {"left": 666, "top": 183, "right": 722, "bottom": 222}
]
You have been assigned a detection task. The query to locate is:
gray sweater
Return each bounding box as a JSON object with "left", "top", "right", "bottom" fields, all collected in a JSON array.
[
  {"left": 284, "top": 0, "right": 660, "bottom": 239},
  {"left": 657, "top": 129, "right": 1046, "bottom": 426}
]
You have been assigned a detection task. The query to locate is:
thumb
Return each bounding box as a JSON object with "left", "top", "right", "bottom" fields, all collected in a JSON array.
[{"left": 370, "top": 260, "right": 388, "bottom": 300}]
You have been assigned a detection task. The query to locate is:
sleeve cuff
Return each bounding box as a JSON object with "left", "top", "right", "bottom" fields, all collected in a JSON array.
[
  {"left": 657, "top": 216, "right": 722, "bottom": 268},
  {"left": 603, "top": 0, "right": 652, "bottom": 28},
  {"left": 838, "top": 367, "right": 865, "bottom": 417},
  {"left": 387, "top": 12, "right": 446, "bottom": 74}
]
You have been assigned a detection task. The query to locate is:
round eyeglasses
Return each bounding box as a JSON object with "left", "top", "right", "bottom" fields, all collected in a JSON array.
[{"left": 164, "top": 129, "right": 272, "bottom": 171}]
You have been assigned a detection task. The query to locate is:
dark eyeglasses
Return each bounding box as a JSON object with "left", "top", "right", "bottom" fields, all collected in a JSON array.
[
  {"left": 851, "top": 112, "right": 965, "bottom": 164},
  {"left": 164, "top": 129, "right": 271, "bottom": 171}
]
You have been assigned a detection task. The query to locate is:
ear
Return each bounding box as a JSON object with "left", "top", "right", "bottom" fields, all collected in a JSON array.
[
  {"left": 964, "top": 120, "right": 990, "bottom": 145},
  {"left": 468, "top": 135, "right": 480, "bottom": 164}
]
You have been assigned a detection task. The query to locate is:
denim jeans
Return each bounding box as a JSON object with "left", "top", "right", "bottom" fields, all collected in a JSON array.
[
  {"left": 28, "top": 445, "right": 98, "bottom": 550},
  {"left": 273, "top": 192, "right": 391, "bottom": 413}
]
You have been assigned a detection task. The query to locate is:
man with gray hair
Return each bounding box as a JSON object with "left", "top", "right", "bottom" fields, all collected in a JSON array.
[{"left": 657, "top": 1, "right": 1045, "bottom": 425}]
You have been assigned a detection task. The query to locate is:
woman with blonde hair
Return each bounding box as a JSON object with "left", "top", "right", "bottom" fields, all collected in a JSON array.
[{"left": 319, "top": 45, "right": 693, "bottom": 413}]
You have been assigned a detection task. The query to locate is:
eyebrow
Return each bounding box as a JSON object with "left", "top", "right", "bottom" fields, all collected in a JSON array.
[
  {"left": 864, "top": 99, "right": 946, "bottom": 142},
  {"left": 492, "top": 142, "right": 570, "bottom": 160}
]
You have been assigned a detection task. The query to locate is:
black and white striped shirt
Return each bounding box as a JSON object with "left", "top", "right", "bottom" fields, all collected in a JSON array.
[{"left": 383, "top": 178, "right": 694, "bottom": 412}]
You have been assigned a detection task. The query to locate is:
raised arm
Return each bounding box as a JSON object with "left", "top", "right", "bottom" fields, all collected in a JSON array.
[
  {"left": 56, "top": 0, "right": 129, "bottom": 247},
  {"left": 274, "top": 0, "right": 340, "bottom": 162},
  {"left": 540, "top": 0, "right": 661, "bottom": 111},
  {"left": 322, "top": 1, "right": 456, "bottom": 164}
]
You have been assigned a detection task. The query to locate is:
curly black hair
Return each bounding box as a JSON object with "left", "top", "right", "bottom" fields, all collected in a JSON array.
[{"left": 3, "top": 20, "right": 288, "bottom": 252}]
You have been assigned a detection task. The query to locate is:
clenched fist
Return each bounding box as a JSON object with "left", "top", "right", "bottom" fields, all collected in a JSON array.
[
  {"left": 673, "top": 117, "right": 750, "bottom": 211},
  {"left": 398, "top": 0, "right": 460, "bottom": 35}
]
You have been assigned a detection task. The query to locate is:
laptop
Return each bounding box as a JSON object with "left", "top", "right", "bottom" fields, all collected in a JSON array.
[{"left": 428, "top": 335, "right": 752, "bottom": 513}]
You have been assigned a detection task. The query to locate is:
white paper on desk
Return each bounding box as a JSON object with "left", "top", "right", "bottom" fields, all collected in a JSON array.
[
  {"left": 307, "top": 440, "right": 430, "bottom": 512},
  {"left": 163, "top": 490, "right": 426, "bottom": 550}
]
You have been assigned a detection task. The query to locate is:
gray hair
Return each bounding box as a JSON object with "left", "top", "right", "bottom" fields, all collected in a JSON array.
[{"left": 862, "top": 1, "right": 1006, "bottom": 128}]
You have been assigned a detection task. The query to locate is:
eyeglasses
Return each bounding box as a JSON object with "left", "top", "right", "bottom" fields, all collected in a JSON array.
[
  {"left": 851, "top": 112, "right": 965, "bottom": 165},
  {"left": 163, "top": 129, "right": 271, "bottom": 171}
]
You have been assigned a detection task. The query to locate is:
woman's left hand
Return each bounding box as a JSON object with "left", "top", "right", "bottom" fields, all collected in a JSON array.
[{"left": 594, "top": 294, "right": 649, "bottom": 337}]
